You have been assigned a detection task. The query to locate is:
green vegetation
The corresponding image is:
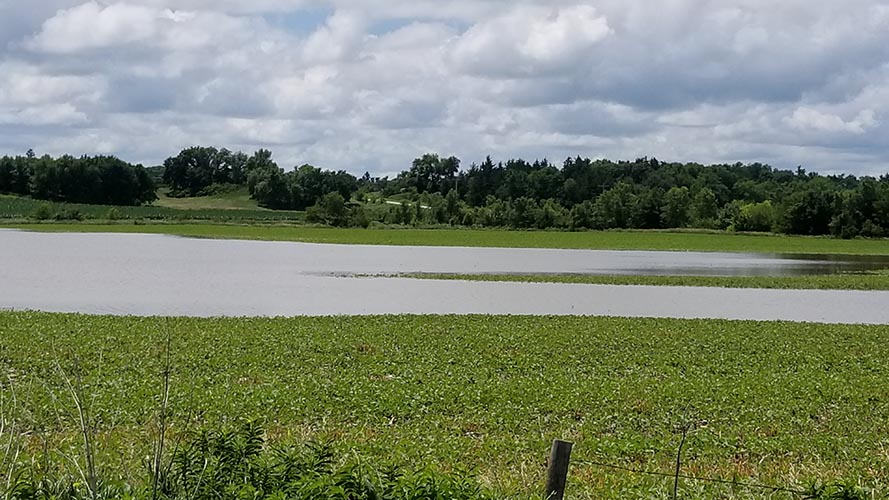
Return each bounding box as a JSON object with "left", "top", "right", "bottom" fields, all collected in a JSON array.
[
  {"left": 0, "top": 312, "right": 885, "bottom": 498},
  {"left": 392, "top": 272, "right": 889, "bottom": 291},
  {"left": 3, "top": 421, "right": 504, "bottom": 500},
  {"left": 9, "top": 146, "right": 889, "bottom": 239},
  {"left": 0, "top": 194, "right": 304, "bottom": 223},
  {"left": 0, "top": 152, "right": 155, "bottom": 206},
  {"left": 154, "top": 187, "right": 265, "bottom": 211},
  {"left": 5, "top": 223, "right": 889, "bottom": 255},
  {"left": 158, "top": 146, "right": 889, "bottom": 238}
]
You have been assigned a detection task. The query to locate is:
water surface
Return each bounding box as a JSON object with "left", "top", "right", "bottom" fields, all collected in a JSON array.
[{"left": 1, "top": 230, "right": 887, "bottom": 323}]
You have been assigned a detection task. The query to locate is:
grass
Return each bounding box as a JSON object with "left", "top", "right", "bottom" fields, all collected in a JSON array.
[
  {"left": 390, "top": 272, "right": 889, "bottom": 291},
  {"left": 4, "top": 223, "right": 889, "bottom": 255},
  {"left": 153, "top": 188, "right": 266, "bottom": 211},
  {"left": 0, "top": 194, "right": 305, "bottom": 223},
  {"left": 0, "top": 312, "right": 887, "bottom": 498}
]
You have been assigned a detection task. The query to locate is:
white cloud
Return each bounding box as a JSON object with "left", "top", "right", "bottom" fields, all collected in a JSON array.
[
  {"left": 450, "top": 5, "right": 612, "bottom": 77},
  {"left": 28, "top": 2, "right": 166, "bottom": 53},
  {"left": 1, "top": 0, "right": 889, "bottom": 176},
  {"left": 28, "top": 1, "right": 267, "bottom": 54},
  {"left": 787, "top": 107, "right": 878, "bottom": 134}
]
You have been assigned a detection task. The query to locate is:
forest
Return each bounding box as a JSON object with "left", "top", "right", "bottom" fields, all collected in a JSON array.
[
  {"left": 160, "top": 146, "right": 889, "bottom": 238},
  {"left": 0, "top": 150, "right": 156, "bottom": 206},
  {"left": 3, "top": 146, "right": 889, "bottom": 238}
]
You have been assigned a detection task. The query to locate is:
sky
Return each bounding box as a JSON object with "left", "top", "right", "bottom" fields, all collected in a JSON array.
[{"left": 1, "top": 1, "right": 888, "bottom": 177}]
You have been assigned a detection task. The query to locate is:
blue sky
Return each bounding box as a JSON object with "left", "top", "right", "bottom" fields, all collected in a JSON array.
[{"left": 1, "top": 1, "right": 888, "bottom": 177}]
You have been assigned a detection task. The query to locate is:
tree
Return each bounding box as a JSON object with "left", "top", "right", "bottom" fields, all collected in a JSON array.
[
  {"left": 732, "top": 201, "right": 776, "bottom": 232},
  {"left": 661, "top": 186, "right": 691, "bottom": 228},
  {"left": 782, "top": 185, "right": 836, "bottom": 235},
  {"left": 306, "top": 192, "right": 348, "bottom": 227},
  {"left": 593, "top": 182, "right": 635, "bottom": 229},
  {"left": 692, "top": 187, "right": 719, "bottom": 226},
  {"left": 252, "top": 169, "right": 291, "bottom": 209},
  {"left": 163, "top": 146, "right": 221, "bottom": 197}
]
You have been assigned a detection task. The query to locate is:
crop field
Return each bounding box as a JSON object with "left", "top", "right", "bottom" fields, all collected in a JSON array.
[
  {"left": 5, "top": 222, "right": 889, "bottom": 255},
  {"left": 0, "top": 312, "right": 886, "bottom": 498},
  {"left": 0, "top": 194, "right": 305, "bottom": 223},
  {"left": 394, "top": 272, "right": 889, "bottom": 291}
]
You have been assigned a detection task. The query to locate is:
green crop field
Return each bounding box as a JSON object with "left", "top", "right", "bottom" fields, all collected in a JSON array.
[
  {"left": 5, "top": 222, "right": 889, "bottom": 255},
  {"left": 391, "top": 272, "right": 889, "bottom": 291},
  {"left": 0, "top": 312, "right": 886, "bottom": 498},
  {"left": 0, "top": 194, "right": 304, "bottom": 223}
]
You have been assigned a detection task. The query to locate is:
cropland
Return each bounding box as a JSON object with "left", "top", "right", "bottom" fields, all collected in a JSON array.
[{"left": 0, "top": 312, "right": 886, "bottom": 499}]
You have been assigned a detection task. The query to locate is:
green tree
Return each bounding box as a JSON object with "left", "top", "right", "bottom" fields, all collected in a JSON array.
[
  {"left": 661, "top": 186, "right": 691, "bottom": 228},
  {"left": 732, "top": 201, "right": 776, "bottom": 232},
  {"left": 593, "top": 182, "right": 635, "bottom": 229},
  {"left": 692, "top": 187, "right": 719, "bottom": 226}
]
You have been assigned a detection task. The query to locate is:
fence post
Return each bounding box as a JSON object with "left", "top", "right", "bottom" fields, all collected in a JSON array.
[{"left": 544, "top": 439, "right": 573, "bottom": 500}]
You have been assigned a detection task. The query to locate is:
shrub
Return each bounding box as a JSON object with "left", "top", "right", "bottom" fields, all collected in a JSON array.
[{"left": 31, "top": 202, "right": 53, "bottom": 220}]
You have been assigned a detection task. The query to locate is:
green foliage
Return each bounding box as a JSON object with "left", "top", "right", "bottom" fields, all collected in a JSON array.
[
  {"left": 731, "top": 201, "right": 776, "bottom": 232},
  {"left": 306, "top": 193, "right": 349, "bottom": 227},
  {"left": 1, "top": 312, "right": 888, "bottom": 498},
  {"left": 249, "top": 164, "right": 359, "bottom": 211},
  {"left": 31, "top": 202, "right": 53, "bottom": 220},
  {"left": 692, "top": 188, "right": 720, "bottom": 228},
  {"left": 163, "top": 147, "right": 249, "bottom": 197},
  {"left": 661, "top": 186, "right": 691, "bottom": 228},
  {"left": 0, "top": 153, "right": 156, "bottom": 206},
  {"left": 0, "top": 195, "right": 304, "bottom": 223},
  {"left": 10, "top": 147, "right": 889, "bottom": 236},
  {"left": 781, "top": 184, "right": 837, "bottom": 235},
  {"left": 2, "top": 421, "right": 502, "bottom": 500}
]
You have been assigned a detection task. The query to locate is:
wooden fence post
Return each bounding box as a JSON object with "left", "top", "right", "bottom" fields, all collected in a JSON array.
[{"left": 544, "top": 439, "right": 573, "bottom": 500}]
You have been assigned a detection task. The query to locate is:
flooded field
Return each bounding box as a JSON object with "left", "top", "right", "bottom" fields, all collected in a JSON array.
[{"left": 2, "top": 229, "right": 888, "bottom": 323}]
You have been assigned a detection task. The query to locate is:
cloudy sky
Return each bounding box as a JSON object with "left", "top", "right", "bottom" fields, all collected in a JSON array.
[{"left": 1, "top": 1, "right": 888, "bottom": 176}]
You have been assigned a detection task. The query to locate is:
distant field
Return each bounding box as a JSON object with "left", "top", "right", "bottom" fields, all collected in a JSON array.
[
  {"left": 5, "top": 222, "right": 889, "bottom": 255},
  {"left": 1, "top": 312, "right": 886, "bottom": 498},
  {"left": 394, "top": 272, "right": 889, "bottom": 290},
  {"left": 153, "top": 188, "right": 266, "bottom": 210},
  {"left": 0, "top": 194, "right": 304, "bottom": 222}
]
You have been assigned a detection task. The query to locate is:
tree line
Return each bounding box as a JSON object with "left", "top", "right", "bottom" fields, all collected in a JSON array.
[
  {"left": 0, "top": 150, "right": 156, "bottom": 206},
  {"left": 4, "top": 145, "right": 889, "bottom": 238},
  {"left": 232, "top": 150, "right": 889, "bottom": 238}
]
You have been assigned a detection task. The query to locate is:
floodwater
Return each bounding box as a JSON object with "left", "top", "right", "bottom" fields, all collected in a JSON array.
[{"left": 1, "top": 229, "right": 888, "bottom": 324}]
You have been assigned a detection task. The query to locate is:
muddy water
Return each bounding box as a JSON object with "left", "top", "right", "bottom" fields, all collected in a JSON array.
[{"left": 1, "top": 230, "right": 887, "bottom": 323}]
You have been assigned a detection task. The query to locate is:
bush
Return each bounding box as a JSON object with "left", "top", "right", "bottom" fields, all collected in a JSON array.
[
  {"left": 53, "top": 208, "right": 84, "bottom": 221},
  {"left": 31, "top": 202, "right": 53, "bottom": 220}
]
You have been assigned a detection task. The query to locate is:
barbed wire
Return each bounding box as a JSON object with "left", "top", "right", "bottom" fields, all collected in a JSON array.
[{"left": 572, "top": 458, "right": 813, "bottom": 497}]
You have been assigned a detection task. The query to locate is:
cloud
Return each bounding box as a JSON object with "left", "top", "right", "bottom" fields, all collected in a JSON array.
[
  {"left": 786, "top": 108, "right": 878, "bottom": 134},
  {"left": 450, "top": 5, "right": 612, "bottom": 78},
  {"left": 1, "top": 1, "right": 888, "bottom": 176}
]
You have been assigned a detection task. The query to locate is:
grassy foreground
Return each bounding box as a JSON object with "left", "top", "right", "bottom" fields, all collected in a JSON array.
[
  {"left": 0, "top": 312, "right": 887, "bottom": 498},
  {"left": 394, "top": 272, "right": 889, "bottom": 291},
  {"left": 5, "top": 222, "right": 889, "bottom": 255}
]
